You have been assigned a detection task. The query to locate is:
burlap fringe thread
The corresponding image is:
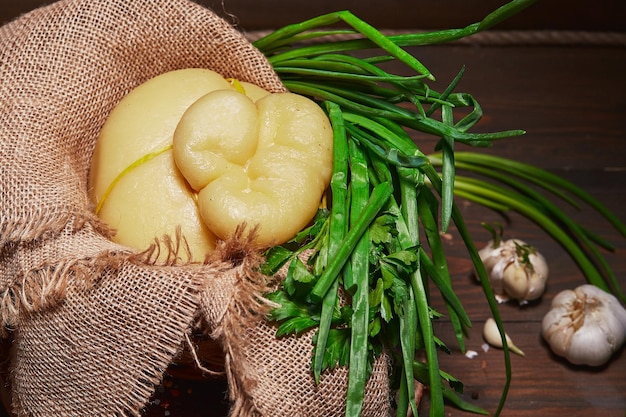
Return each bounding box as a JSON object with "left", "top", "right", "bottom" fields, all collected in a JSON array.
[{"left": 202, "top": 228, "right": 281, "bottom": 417}]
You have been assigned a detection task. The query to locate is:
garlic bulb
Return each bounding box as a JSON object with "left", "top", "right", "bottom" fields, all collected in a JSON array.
[
  {"left": 478, "top": 238, "right": 548, "bottom": 304},
  {"left": 542, "top": 284, "right": 626, "bottom": 367},
  {"left": 483, "top": 317, "right": 525, "bottom": 356}
]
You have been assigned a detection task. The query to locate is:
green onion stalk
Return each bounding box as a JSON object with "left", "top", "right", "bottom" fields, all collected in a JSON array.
[{"left": 255, "top": 1, "right": 626, "bottom": 416}]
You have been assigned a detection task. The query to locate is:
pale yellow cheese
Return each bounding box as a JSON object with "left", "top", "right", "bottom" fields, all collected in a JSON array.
[
  {"left": 89, "top": 68, "right": 233, "bottom": 197},
  {"left": 96, "top": 151, "right": 217, "bottom": 261},
  {"left": 173, "top": 91, "right": 333, "bottom": 247},
  {"left": 89, "top": 68, "right": 333, "bottom": 261},
  {"left": 171, "top": 89, "right": 260, "bottom": 191},
  {"left": 238, "top": 81, "right": 272, "bottom": 103},
  {"left": 89, "top": 68, "right": 232, "bottom": 262}
]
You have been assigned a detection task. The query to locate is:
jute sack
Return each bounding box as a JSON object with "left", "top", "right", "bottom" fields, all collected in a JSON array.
[{"left": 0, "top": 0, "right": 392, "bottom": 416}]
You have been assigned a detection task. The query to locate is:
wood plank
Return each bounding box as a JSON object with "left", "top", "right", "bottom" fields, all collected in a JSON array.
[
  {"left": 408, "top": 44, "right": 626, "bottom": 416},
  {"left": 3, "top": 0, "right": 626, "bottom": 31}
]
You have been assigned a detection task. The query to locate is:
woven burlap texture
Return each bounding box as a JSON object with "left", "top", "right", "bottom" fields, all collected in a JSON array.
[
  {"left": 202, "top": 248, "right": 392, "bottom": 417},
  {"left": 0, "top": 0, "right": 391, "bottom": 416}
]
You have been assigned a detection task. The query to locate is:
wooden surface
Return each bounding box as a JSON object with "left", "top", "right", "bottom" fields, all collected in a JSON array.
[
  {"left": 141, "top": 43, "right": 626, "bottom": 417},
  {"left": 409, "top": 43, "right": 626, "bottom": 417},
  {"left": 2, "top": 0, "right": 626, "bottom": 31},
  {"left": 2, "top": 2, "right": 625, "bottom": 417}
]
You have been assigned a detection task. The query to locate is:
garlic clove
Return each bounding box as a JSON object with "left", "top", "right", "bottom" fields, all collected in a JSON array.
[
  {"left": 529, "top": 250, "right": 549, "bottom": 281},
  {"left": 477, "top": 240, "right": 500, "bottom": 268},
  {"left": 525, "top": 270, "right": 547, "bottom": 302},
  {"left": 541, "top": 308, "right": 574, "bottom": 359},
  {"left": 567, "top": 320, "right": 616, "bottom": 367},
  {"left": 486, "top": 254, "right": 510, "bottom": 302},
  {"left": 501, "top": 262, "right": 530, "bottom": 301},
  {"left": 483, "top": 317, "right": 525, "bottom": 356}
]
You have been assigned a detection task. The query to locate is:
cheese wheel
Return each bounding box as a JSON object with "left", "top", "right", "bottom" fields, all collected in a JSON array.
[{"left": 89, "top": 68, "right": 234, "bottom": 262}]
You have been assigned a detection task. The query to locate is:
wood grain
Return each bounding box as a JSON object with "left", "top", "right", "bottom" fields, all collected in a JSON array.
[
  {"left": 410, "top": 44, "right": 626, "bottom": 417},
  {"left": 1, "top": 2, "right": 625, "bottom": 416},
  {"left": 2, "top": 0, "right": 626, "bottom": 31}
]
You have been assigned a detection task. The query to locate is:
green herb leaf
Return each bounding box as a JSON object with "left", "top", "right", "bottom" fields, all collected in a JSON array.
[
  {"left": 312, "top": 328, "right": 352, "bottom": 370},
  {"left": 261, "top": 246, "right": 294, "bottom": 276}
]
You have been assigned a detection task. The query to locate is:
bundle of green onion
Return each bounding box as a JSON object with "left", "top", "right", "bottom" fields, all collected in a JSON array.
[{"left": 253, "top": 1, "right": 626, "bottom": 416}]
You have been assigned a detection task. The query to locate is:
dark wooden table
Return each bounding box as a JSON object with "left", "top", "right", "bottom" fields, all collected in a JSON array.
[
  {"left": 139, "top": 41, "right": 626, "bottom": 417},
  {"left": 2, "top": 2, "right": 625, "bottom": 416},
  {"left": 404, "top": 43, "right": 626, "bottom": 417}
]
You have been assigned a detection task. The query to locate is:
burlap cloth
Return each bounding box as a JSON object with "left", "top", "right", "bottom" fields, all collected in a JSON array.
[{"left": 0, "top": 0, "right": 391, "bottom": 416}]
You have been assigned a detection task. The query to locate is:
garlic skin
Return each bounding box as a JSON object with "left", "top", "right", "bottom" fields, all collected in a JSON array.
[
  {"left": 542, "top": 284, "right": 626, "bottom": 367},
  {"left": 478, "top": 238, "right": 548, "bottom": 304}
]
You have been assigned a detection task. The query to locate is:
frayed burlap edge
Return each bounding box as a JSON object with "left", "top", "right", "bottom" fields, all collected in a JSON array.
[
  {"left": 2, "top": 221, "right": 216, "bottom": 416},
  {"left": 199, "top": 226, "right": 279, "bottom": 417},
  {"left": 0, "top": 221, "right": 208, "bottom": 337},
  {"left": 8, "top": 261, "right": 208, "bottom": 417},
  {"left": 0, "top": 208, "right": 111, "bottom": 248},
  {"left": 0, "top": 249, "right": 121, "bottom": 335}
]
